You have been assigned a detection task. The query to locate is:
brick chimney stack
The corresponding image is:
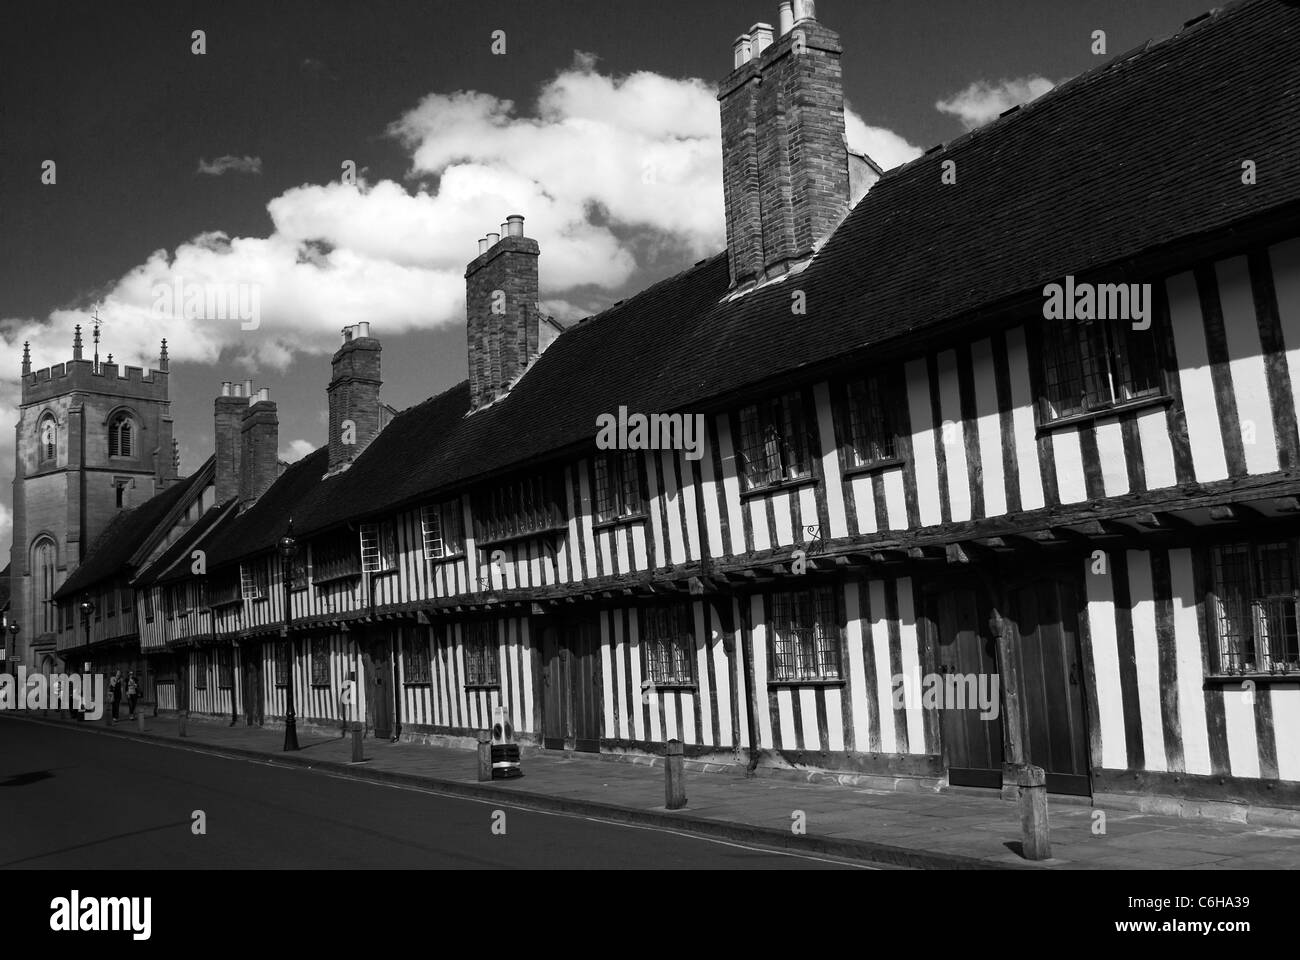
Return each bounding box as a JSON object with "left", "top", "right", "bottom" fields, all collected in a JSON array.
[
  {"left": 465, "top": 214, "right": 542, "bottom": 411},
  {"left": 240, "top": 387, "right": 279, "bottom": 508},
  {"left": 327, "top": 323, "right": 382, "bottom": 475},
  {"left": 718, "top": 0, "right": 850, "bottom": 288},
  {"left": 214, "top": 380, "right": 250, "bottom": 505}
]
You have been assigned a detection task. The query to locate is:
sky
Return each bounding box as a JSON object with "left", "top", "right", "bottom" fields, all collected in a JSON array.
[{"left": 0, "top": 0, "right": 1219, "bottom": 558}]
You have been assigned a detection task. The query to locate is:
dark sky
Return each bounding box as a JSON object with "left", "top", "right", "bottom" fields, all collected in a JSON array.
[{"left": 0, "top": 0, "right": 1217, "bottom": 554}]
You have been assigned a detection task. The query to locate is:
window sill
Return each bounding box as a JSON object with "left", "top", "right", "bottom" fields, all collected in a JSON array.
[
  {"left": 1204, "top": 672, "right": 1300, "bottom": 685},
  {"left": 425, "top": 552, "right": 467, "bottom": 564},
  {"left": 403, "top": 681, "right": 433, "bottom": 688},
  {"left": 310, "top": 683, "right": 331, "bottom": 690},
  {"left": 465, "top": 683, "right": 501, "bottom": 691},
  {"left": 842, "top": 458, "right": 906, "bottom": 479},
  {"left": 476, "top": 527, "right": 567, "bottom": 549},
  {"left": 642, "top": 681, "right": 696, "bottom": 691},
  {"left": 767, "top": 678, "right": 846, "bottom": 688},
  {"left": 1036, "top": 395, "right": 1171, "bottom": 436},
  {"left": 593, "top": 514, "right": 648, "bottom": 532},
  {"left": 739, "top": 475, "right": 820, "bottom": 501}
]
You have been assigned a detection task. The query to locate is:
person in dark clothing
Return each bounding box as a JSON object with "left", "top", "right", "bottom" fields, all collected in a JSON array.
[
  {"left": 126, "top": 672, "right": 140, "bottom": 719},
  {"left": 109, "top": 670, "right": 123, "bottom": 722}
]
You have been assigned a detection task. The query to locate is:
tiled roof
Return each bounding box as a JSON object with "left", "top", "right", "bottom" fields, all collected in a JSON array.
[
  {"left": 133, "top": 499, "right": 238, "bottom": 586},
  {"left": 186, "top": 0, "right": 1300, "bottom": 563},
  {"left": 54, "top": 460, "right": 213, "bottom": 599},
  {"left": 201, "top": 448, "right": 331, "bottom": 568}
]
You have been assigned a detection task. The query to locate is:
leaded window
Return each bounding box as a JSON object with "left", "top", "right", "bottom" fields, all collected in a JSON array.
[
  {"left": 768, "top": 586, "right": 841, "bottom": 682},
  {"left": 642, "top": 605, "right": 694, "bottom": 685},
  {"left": 1210, "top": 541, "right": 1300, "bottom": 675},
  {"left": 736, "top": 392, "right": 816, "bottom": 492}
]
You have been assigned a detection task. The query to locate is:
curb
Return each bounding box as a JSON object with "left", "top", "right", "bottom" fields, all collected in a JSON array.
[{"left": 14, "top": 714, "right": 1029, "bottom": 870}]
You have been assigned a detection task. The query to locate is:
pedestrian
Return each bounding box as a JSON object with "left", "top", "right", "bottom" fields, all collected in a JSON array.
[
  {"left": 126, "top": 671, "right": 140, "bottom": 719},
  {"left": 109, "top": 669, "right": 123, "bottom": 723}
]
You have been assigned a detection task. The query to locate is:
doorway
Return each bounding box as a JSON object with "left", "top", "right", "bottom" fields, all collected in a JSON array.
[
  {"left": 541, "top": 615, "right": 601, "bottom": 752},
  {"left": 242, "top": 644, "right": 263, "bottom": 726}
]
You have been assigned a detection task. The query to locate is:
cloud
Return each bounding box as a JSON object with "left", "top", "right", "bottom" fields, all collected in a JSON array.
[
  {"left": 1, "top": 58, "right": 924, "bottom": 556},
  {"left": 197, "top": 155, "right": 263, "bottom": 176},
  {"left": 3, "top": 57, "right": 921, "bottom": 392},
  {"left": 281, "top": 439, "right": 317, "bottom": 462},
  {"left": 935, "top": 76, "right": 1056, "bottom": 130},
  {"left": 844, "top": 108, "right": 923, "bottom": 170}
]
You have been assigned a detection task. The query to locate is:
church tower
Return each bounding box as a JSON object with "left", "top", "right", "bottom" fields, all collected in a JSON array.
[{"left": 7, "top": 325, "right": 177, "bottom": 672}]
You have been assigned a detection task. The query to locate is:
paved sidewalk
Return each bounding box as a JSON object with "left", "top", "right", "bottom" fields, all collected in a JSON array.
[{"left": 25, "top": 712, "right": 1300, "bottom": 869}]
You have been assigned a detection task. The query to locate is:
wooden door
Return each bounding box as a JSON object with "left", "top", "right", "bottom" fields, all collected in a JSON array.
[
  {"left": 541, "top": 625, "right": 569, "bottom": 750},
  {"left": 243, "top": 647, "right": 263, "bottom": 726},
  {"left": 1009, "top": 577, "right": 1091, "bottom": 796},
  {"left": 367, "top": 639, "right": 394, "bottom": 740},
  {"left": 570, "top": 618, "right": 601, "bottom": 752},
  {"left": 931, "top": 585, "right": 1004, "bottom": 788}
]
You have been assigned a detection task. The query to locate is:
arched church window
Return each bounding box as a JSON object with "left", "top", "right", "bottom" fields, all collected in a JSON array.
[
  {"left": 32, "top": 537, "right": 56, "bottom": 635},
  {"left": 39, "top": 414, "right": 57, "bottom": 463},
  {"left": 108, "top": 413, "right": 134, "bottom": 458}
]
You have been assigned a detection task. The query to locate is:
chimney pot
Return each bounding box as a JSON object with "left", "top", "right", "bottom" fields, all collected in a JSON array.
[
  {"left": 478, "top": 238, "right": 490, "bottom": 254},
  {"left": 733, "top": 33, "right": 753, "bottom": 68},
  {"left": 778, "top": 1, "right": 794, "bottom": 34},
  {"left": 500, "top": 223, "right": 510, "bottom": 239},
  {"left": 507, "top": 214, "right": 525, "bottom": 237},
  {"left": 221, "top": 381, "right": 232, "bottom": 397},
  {"left": 357, "top": 321, "right": 370, "bottom": 339},
  {"left": 751, "top": 23, "right": 774, "bottom": 56},
  {"left": 486, "top": 232, "right": 500, "bottom": 246},
  {"left": 244, "top": 379, "right": 254, "bottom": 398},
  {"left": 793, "top": 0, "right": 816, "bottom": 22}
]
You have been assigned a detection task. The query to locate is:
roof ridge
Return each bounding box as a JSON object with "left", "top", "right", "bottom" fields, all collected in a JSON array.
[
  {"left": 878, "top": 1, "right": 1243, "bottom": 182},
  {"left": 568, "top": 252, "right": 727, "bottom": 332}
]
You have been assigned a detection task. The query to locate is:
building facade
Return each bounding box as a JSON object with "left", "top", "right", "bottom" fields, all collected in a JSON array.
[{"left": 22, "top": 0, "right": 1300, "bottom": 820}]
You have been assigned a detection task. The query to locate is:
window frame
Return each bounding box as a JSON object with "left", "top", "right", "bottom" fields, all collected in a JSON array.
[
  {"left": 463, "top": 621, "right": 500, "bottom": 688},
  {"left": 194, "top": 651, "right": 208, "bottom": 690},
  {"left": 472, "top": 470, "right": 566, "bottom": 545},
  {"left": 274, "top": 641, "right": 291, "bottom": 687},
  {"left": 1208, "top": 539, "right": 1300, "bottom": 677},
  {"left": 421, "top": 500, "right": 465, "bottom": 560},
  {"left": 841, "top": 371, "right": 906, "bottom": 472},
  {"left": 38, "top": 413, "right": 57, "bottom": 464},
  {"left": 593, "top": 450, "right": 648, "bottom": 526},
  {"left": 240, "top": 559, "right": 268, "bottom": 601},
  {"left": 767, "top": 585, "right": 843, "bottom": 683},
  {"left": 735, "top": 389, "right": 818, "bottom": 494},
  {"left": 108, "top": 412, "right": 136, "bottom": 459},
  {"left": 310, "top": 638, "right": 331, "bottom": 687},
  {"left": 640, "top": 604, "right": 695, "bottom": 687},
  {"left": 1037, "top": 311, "right": 1165, "bottom": 425},
  {"left": 402, "top": 628, "right": 432, "bottom": 685}
]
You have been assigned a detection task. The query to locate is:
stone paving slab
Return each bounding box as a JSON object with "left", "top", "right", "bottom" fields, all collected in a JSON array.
[{"left": 17, "top": 711, "right": 1300, "bottom": 870}]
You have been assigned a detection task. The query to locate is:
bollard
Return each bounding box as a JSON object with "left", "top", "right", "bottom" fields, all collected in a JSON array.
[
  {"left": 137, "top": 712, "right": 145, "bottom": 733},
  {"left": 350, "top": 722, "right": 364, "bottom": 763},
  {"left": 477, "top": 731, "right": 493, "bottom": 782},
  {"left": 177, "top": 709, "right": 188, "bottom": 738},
  {"left": 1016, "top": 763, "right": 1051, "bottom": 860},
  {"left": 665, "top": 739, "right": 687, "bottom": 810}
]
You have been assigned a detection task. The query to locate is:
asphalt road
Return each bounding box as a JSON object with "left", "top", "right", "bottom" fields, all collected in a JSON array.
[{"left": 0, "top": 717, "right": 866, "bottom": 869}]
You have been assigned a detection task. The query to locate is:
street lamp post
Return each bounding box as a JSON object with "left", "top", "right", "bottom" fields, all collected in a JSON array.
[
  {"left": 5, "top": 623, "right": 18, "bottom": 677},
  {"left": 78, "top": 600, "right": 95, "bottom": 719},
  {"left": 278, "top": 532, "right": 300, "bottom": 752}
]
